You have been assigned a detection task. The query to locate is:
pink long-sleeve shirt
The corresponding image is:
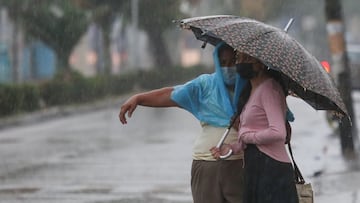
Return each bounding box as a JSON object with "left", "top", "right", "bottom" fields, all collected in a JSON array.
[{"left": 231, "top": 78, "right": 291, "bottom": 163}]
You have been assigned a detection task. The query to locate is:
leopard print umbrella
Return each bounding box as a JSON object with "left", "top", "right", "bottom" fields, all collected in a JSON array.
[{"left": 178, "top": 15, "right": 348, "bottom": 118}]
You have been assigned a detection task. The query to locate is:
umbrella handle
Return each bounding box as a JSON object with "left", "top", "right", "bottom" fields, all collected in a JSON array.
[
  {"left": 220, "top": 149, "right": 233, "bottom": 159},
  {"left": 216, "top": 128, "right": 233, "bottom": 159}
]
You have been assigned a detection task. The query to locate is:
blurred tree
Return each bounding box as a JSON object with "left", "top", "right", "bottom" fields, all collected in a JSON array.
[
  {"left": 74, "top": 0, "right": 184, "bottom": 71},
  {"left": 0, "top": 0, "right": 89, "bottom": 72},
  {"left": 137, "top": 0, "right": 184, "bottom": 69},
  {"left": 22, "top": 0, "right": 89, "bottom": 71},
  {"left": 73, "top": 0, "right": 129, "bottom": 75}
]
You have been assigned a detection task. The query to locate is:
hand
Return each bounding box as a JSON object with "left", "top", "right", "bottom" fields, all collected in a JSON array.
[
  {"left": 210, "top": 144, "right": 232, "bottom": 160},
  {"left": 119, "top": 96, "right": 138, "bottom": 124}
]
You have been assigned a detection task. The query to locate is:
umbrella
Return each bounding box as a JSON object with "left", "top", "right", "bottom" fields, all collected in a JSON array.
[
  {"left": 176, "top": 15, "right": 349, "bottom": 159},
  {"left": 177, "top": 15, "right": 348, "bottom": 117}
]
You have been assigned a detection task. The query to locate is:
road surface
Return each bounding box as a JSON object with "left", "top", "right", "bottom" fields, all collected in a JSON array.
[{"left": 0, "top": 93, "right": 359, "bottom": 203}]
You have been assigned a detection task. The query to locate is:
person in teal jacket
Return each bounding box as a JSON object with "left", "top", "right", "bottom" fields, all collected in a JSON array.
[{"left": 119, "top": 42, "right": 247, "bottom": 203}]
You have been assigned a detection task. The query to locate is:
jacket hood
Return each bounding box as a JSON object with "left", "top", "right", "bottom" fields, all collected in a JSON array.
[{"left": 213, "top": 42, "right": 246, "bottom": 116}]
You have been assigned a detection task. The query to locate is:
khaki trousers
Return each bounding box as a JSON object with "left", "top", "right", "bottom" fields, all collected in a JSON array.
[{"left": 191, "top": 159, "right": 244, "bottom": 203}]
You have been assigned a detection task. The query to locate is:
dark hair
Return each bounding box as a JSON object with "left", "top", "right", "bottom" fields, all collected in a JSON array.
[
  {"left": 229, "top": 68, "right": 288, "bottom": 126},
  {"left": 237, "top": 81, "right": 252, "bottom": 112},
  {"left": 218, "top": 43, "right": 234, "bottom": 55},
  {"left": 267, "top": 68, "right": 288, "bottom": 96},
  {"left": 229, "top": 81, "right": 252, "bottom": 127}
]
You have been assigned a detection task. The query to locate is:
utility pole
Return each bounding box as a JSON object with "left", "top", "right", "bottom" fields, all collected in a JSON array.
[
  {"left": 131, "top": 0, "right": 139, "bottom": 69},
  {"left": 325, "top": 0, "right": 357, "bottom": 157}
]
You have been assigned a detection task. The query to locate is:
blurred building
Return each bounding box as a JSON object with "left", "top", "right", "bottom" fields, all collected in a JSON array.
[
  {"left": 0, "top": 8, "right": 12, "bottom": 83},
  {"left": 70, "top": 23, "right": 101, "bottom": 77},
  {"left": 22, "top": 41, "right": 56, "bottom": 81},
  {"left": 110, "top": 17, "right": 128, "bottom": 74},
  {"left": 0, "top": 7, "right": 56, "bottom": 84},
  {"left": 70, "top": 17, "right": 154, "bottom": 77},
  {"left": 0, "top": 42, "right": 10, "bottom": 83}
]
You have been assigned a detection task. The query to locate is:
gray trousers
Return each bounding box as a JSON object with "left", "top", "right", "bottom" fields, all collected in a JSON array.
[{"left": 191, "top": 159, "right": 244, "bottom": 203}]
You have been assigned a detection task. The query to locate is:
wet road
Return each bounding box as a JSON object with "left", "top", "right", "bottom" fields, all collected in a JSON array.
[
  {"left": 0, "top": 104, "right": 198, "bottom": 203},
  {"left": 0, "top": 94, "right": 360, "bottom": 203}
]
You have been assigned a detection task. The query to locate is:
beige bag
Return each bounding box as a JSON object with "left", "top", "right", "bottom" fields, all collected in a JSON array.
[
  {"left": 287, "top": 141, "right": 314, "bottom": 203},
  {"left": 296, "top": 183, "right": 314, "bottom": 203}
]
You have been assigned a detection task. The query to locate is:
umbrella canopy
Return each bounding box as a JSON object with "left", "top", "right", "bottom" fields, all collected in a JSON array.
[{"left": 178, "top": 15, "right": 348, "bottom": 118}]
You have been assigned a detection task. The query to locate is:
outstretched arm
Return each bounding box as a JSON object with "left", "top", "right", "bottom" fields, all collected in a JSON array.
[{"left": 118, "top": 87, "right": 178, "bottom": 124}]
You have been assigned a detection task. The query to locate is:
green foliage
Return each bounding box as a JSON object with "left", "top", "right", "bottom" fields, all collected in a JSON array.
[
  {"left": 0, "top": 83, "right": 40, "bottom": 116},
  {"left": 0, "top": 65, "right": 209, "bottom": 118},
  {"left": 107, "top": 72, "right": 140, "bottom": 95},
  {"left": 19, "top": 84, "right": 41, "bottom": 111},
  {"left": 39, "top": 69, "right": 139, "bottom": 106},
  {"left": 40, "top": 70, "right": 95, "bottom": 105}
]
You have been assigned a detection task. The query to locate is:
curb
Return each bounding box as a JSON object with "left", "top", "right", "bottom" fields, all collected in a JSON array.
[{"left": 0, "top": 94, "right": 130, "bottom": 131}]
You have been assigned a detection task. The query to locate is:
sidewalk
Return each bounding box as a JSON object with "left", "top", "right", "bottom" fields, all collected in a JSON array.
[
  {"left": 287, "top": 92, "right": 360, "bottom": 203},
  {"left": 0, "top": 94, "right": 128, "bottom": 130}
]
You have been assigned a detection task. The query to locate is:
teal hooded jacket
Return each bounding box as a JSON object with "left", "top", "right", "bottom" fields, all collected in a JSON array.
[{"left": 171, "top": 43, "right": 247, "bottom": 127}]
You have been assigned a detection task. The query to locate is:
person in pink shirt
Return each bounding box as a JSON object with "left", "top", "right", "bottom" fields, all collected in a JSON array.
[{"left": 211, "top": 52, "right": 298, "bottom": 203}]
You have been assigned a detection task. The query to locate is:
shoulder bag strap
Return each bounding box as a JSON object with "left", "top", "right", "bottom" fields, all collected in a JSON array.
[{"left": 287, "top": 142, "right": 305, "bottom": 184}]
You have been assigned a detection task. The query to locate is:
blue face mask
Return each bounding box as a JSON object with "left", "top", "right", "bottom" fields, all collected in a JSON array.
[{"left": 221, "top": 66, "right": 237, "bottom": 85}]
